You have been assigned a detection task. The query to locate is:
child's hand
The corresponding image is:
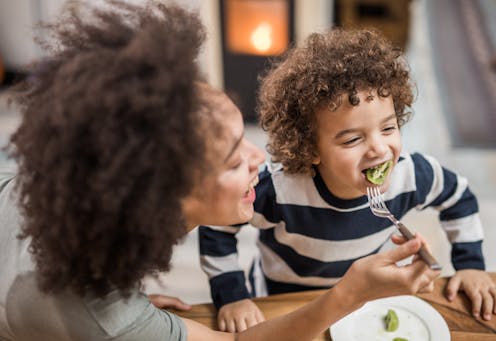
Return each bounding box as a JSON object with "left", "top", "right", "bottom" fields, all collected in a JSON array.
[
  {"left": 147, "top": 294, "right": 191, "bottom": 311},
  {"left": 446, "top": 269, "right": 496, "bottom": 321},
  {"left": 217, "top": 298, "right": 265, "bottom": 332}
]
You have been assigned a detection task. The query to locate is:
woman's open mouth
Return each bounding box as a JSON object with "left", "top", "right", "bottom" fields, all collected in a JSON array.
[{"left": 243, "top": 176, "right": 259, "bottom": 198}]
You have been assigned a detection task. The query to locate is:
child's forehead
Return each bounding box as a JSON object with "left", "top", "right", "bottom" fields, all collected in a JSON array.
[
  {"left": 315, "top": 90, "right": 395, "bottom": 124},
  {"left": 319, "top": 88, "right": 381, "bottom": 111}
]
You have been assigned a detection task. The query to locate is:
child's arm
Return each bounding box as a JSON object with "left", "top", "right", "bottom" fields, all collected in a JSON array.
[
  {"left": 199, "top": 224, "right": 264, "bottom": 332},
  {"left": 198, "top": 224, "right": 252, "bottom": 308},
  {"left": 410, "top": 153, "right": 492, "bottom": 319},
  {"left": 411, "top": 153, "right": 485, "bottom": 267},
  {"left": 198, "top": 166, "right": 279, "bottom": 332},
  {"left": 199, "top": 224, "right": 266, "bottom": 332}
]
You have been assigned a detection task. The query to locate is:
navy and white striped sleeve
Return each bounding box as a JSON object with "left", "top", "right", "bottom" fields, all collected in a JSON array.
[
  {"left": 411, "top": 153, "right": 485, "bottom": 270},
  {"left": 198, "top": 224, "right": 250, "bottom": 309},
  {"left": 251, "top": 166, "right": 280, "bottom": 229}
]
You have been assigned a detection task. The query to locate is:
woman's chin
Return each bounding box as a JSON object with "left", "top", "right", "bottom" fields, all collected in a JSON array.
[{"left": 236, "top": 207, "right": 255, "bottom": 224}]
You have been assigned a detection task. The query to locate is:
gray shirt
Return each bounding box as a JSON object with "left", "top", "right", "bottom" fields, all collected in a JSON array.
[{"left": 0, "top": 166, "right": 187, "bottom": 341}]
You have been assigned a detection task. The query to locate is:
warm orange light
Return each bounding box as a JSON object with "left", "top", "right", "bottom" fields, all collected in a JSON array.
[
  {"left": 250, "top": 22, "right": 273, "bottom": 53},
  {"left": 225, "top": 0, "right": 289, "bottom": 56}
]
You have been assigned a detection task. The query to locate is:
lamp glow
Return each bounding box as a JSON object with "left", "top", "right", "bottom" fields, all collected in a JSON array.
[
  {"left": 224, "top": 0, "right": 288, "bottom": 56},
  {"left": 251, "top": 22, "right": 273, "bottom": 52}
]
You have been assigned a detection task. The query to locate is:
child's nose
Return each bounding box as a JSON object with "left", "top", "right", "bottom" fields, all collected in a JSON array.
[{"left": 366, "top": 136, "right": 388, "bottom": 157}]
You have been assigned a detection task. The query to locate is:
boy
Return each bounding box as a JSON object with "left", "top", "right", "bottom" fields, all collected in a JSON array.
[{"left": 199, "top": 28, "right": 494, "bottom": 332}]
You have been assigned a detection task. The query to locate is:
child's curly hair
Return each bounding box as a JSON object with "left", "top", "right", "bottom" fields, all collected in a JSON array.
[
  {"left": 258, "top": 28, "right": 415, "bottom": 174},
  {"left": 8, "top": 1, "right": 206, "bottom": 297}
]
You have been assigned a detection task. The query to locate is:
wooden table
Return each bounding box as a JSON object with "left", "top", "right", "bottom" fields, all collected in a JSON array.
[{"left": 175, "top": 273, "right": 496, "bottom": 340}]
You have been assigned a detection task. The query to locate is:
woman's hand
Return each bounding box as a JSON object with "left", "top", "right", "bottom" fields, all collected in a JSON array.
[
  {"left": 148, "top": 294, "right": 191, "bottom": 311},
  {"left": 218, "top": 299, "right": 265, "bottom": 332},
  {"left": 390, "top": 233, "right": 436, "bottom": 293},
  {"left": 334, "top": 234, "right": 441, "bottom": 308},
  {"left": 183, "top": 235, "right": 441, "bottom": 341}
]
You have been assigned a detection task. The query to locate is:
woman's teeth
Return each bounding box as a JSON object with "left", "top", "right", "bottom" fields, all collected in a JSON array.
[{"left": 245, "top": 176, "right": 259, "bottom": 194}]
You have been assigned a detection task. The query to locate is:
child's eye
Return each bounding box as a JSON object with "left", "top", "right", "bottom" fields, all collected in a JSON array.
[
  {"left": 382, "top": 126, "right": 397, "bottom": 133},
  {"left": 343, "top": 137, "right": 361, "bottom": 145}
]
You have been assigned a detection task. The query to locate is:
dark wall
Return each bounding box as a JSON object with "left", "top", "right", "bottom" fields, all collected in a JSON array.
[{"left": 220, "top": 0, "right": 295, "bottom": 123}]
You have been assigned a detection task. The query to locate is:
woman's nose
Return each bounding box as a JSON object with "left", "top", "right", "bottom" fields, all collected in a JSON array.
[{"left": 247, "top": 140, "right": 266, "bottom": 169}]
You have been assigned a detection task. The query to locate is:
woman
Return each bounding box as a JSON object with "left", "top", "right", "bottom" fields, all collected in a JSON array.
[{"left": 0, "top": 1, "right": 439, "bottom": 340}]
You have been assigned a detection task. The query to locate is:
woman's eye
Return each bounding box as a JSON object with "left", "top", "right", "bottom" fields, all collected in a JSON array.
[{"left": 230, "top": 159, "right": 242, "bottom": 169}]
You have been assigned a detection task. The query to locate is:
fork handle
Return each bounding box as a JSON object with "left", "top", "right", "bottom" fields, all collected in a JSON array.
[{"left": 396, "top": 222, "right": 442, "bottom": 271}]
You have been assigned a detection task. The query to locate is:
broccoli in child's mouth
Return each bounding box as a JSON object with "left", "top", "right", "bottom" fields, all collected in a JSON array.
[{"left": 365, "top": 160, "right": 393, "bottom": 185}]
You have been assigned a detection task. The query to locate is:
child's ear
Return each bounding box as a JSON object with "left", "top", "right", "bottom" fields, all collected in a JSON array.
[{"left": 312, "top": 155, "right": 320, "bottom": 165}]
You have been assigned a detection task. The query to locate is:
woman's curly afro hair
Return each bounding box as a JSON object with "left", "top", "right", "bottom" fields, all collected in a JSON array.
[
  {"left": 8, "top": 0, "right": 207, "bottom": 297},
  {"left": 258, "top": 28, "right": 415, "bottom": 174}
]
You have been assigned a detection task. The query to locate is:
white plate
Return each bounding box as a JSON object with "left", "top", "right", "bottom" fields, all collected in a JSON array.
[{"left": 330, "top": 295, "right": 450, "bottom": 341}]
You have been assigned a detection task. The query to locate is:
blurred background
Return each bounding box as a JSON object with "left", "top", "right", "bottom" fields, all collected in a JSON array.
[{"left": 1, "top": 0, "right": 495, "bottom": 304}]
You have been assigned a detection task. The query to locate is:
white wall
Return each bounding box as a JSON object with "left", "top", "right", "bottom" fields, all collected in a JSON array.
[
  {"left": 0, "top": 0, "right": 67, "bottom": 69},
  {"left": 0, "top": 0, "right": 201, "bottom": 70},
  {"left": 0, "top": 0, "right": 334, "bottom": 87}
]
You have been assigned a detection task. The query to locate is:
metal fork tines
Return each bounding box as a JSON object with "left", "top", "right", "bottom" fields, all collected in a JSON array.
[{"left": 366, "top": 187, "right": 442, "bottom": 271}]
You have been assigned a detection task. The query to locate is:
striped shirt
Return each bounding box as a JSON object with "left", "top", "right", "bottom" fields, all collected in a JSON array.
[{"left": 199, "top": 152, "right": 485, "bottom": 309}]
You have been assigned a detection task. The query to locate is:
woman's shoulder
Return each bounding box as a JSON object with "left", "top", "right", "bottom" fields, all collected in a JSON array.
[
  {"left": 82, "top": 289, "right": 187, "bottom": 339},
  {"left": 6, "top": 280, "right": 186, "bottom": 340}
]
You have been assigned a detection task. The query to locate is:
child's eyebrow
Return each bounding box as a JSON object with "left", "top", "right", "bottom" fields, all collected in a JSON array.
[
  {"left": 335, "top": 128, "right": 358, "bottom": 139},
  {"left": 381, "top": 114, "right": 397, "bottom": 123},
  {"left": 223, "top": 133, "right": 244, "bottom": 163},
  {"left": 334, "top": 114, "right": 397, "bottom": 139}
]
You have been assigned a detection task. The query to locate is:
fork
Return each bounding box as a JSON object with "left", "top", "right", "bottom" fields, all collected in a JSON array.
[{"left": 367, "top": 187, "right": 442, "bottom": 270}]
